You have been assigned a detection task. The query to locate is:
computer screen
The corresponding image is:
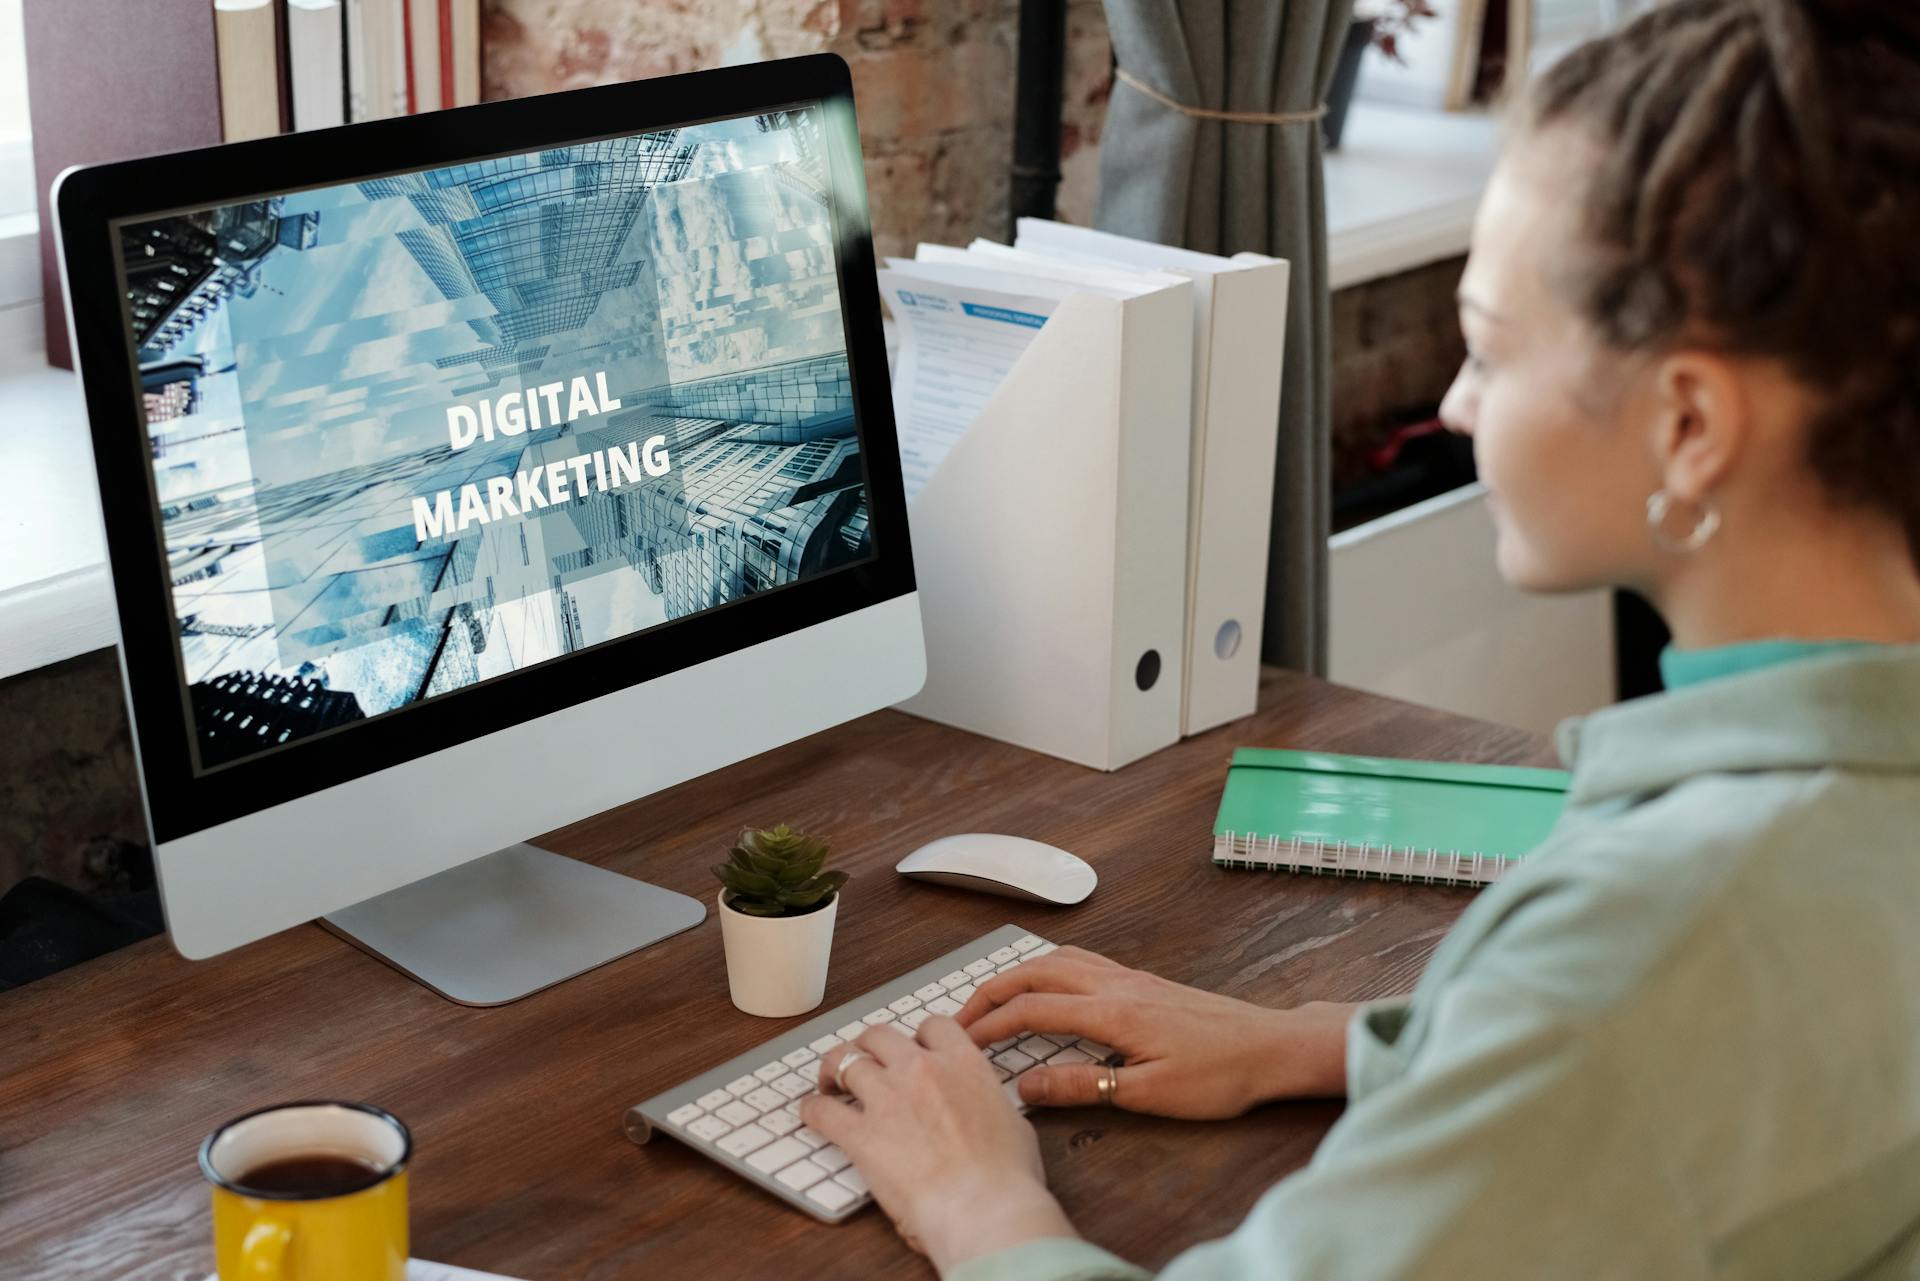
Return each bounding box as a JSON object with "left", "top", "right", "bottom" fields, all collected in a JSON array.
[{"left": 113, "top": 105, "right": 875, "bottom": 772}]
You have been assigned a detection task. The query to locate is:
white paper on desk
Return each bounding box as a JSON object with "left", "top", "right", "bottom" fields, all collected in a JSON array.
[
  {"left": 876, "top": 268, "right": 1061, "bottom": 502},
  {"left": 204, "top": 1262, "right": 529, "bottom": 1281}
]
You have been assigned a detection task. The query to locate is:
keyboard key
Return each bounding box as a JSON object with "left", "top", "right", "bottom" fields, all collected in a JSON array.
[
  {"left": 1030, "top": 942, "right": 1058, "bottom": 957},
  {"left": 1077, "top": 1040, "right": 1116, "bottom": 1061},
  {"left": 717, "top": 1124, "right": 774, "bottom": 1158},
  {"left": 746, "top": 1137, "right": 811, "bottom": 1174},
  {"left": 988, "top": 1036, "right": 1019, "bottom": 1053},
  {"left": 776, "top": 1159, "right": 828, "bottom": 1191},
  {"left": 951, "top": 983, "right": 977, "bottom": 1004},
  {"left": 924, "top": 995, "right": 963, "bottom": 1017},
  {"left": 783, "top": 1047, "right": 817, "bottom": 1068},
  {"left": 696, "top": 1089, "right": 733, "bottom": 1111},
  {"left": 796, "top": 1061, "right": 821, "bottom": 1084},
  {"left": 1018, "top": 1033, "right": 1064, "bottom": 1059},
  {"left": 836, "top": 1167, "right": 870, "bottom": 1196},
  {"left": 862, "top": 1009, "right": 896, "bottom": 1025},
  {"left": 667, "top": 1103, "right": 704, "bottom": 1127},
  {"left": 914, "top": 982, "right": 948, "bottom": 1002},
  {"left": 772, "top": 1073, "right": 814, "bottom": 1099},
  {"left": 686, "top": 1115, "right": 733, "bottom": 1142},
  {"left": 992, "top": 1048, "right": 1037, "bottom": 1074},
  {"left": 996, "top": 962, "right": 1020, "bottom": 974},
  {"left": 756, "top": 1062, "right": 789, "bottom": 1083},
  {"left": 744, "top": 1088, "right": 786, "bottom": 1113},
  {"left": 1048, "top": 1045, "right": 1097, "bottom": 1066},
  {"left": 725, "top": 1076, "right": 761, "bottom": 1097},
  {"left": 900, "top": 1009, "right": 931, "bottom": 1031},
  {"left": 806, "top": 1179, "right": 858, "bottom": 1212},
  {"left": 888, "top": 995, "right": 922, "bottom": 1015},
  {"left": 1002, "top": 1079, "right": 1029, "bottom": 1112},
  {"left": 989, "top": 946, "right": 1020, "bottom": 964},
  {"left": 992, "top": 1064, "right": 1012, "bottom": 1082},
  {"left": 964, "top": 958, "right": 996, "bottom": 977},
  {"left": 716, "top": 1100, "right": 760, "bottom": 1127},
  {"left": 809, "top": 1034, "right": 844, "bottom": 1055},
  {"left": 1013, "top": 935, "right": 1044, "bottom": 953},
  {"left": 811, "top": 1144, "right": 851, "bottom": 1173},
  {"left": 794, "top": 1126, "right": 830, "bottom": 1149},
  {"left": 836, "top": 1022, "right": 868, "bottom": 1042},
  {"left": 762, "top": 1108, "right": 802, "bottom": 1136},
  {"left": 939, "top": 971, "right": 971, "bottom": 990}
]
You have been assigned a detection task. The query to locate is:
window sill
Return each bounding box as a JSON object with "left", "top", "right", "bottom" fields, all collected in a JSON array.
[
  {"left": 1325, "top": 100, "right": 1501, "bottom": 290},
  {"left": 0, "top": 347, "right": 116, "bottom": 682}
]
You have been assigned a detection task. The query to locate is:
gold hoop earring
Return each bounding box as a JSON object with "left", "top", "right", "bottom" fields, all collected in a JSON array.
[{"left": 1646, "top": 489, "right": 1720, "bottom": 554}]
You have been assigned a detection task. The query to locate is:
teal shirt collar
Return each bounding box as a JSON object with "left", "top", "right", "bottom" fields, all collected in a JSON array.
[
  {"left": 1556, "top": 643, "right": 1920, "bottom": 805},
  {"left": 1659, "top": 638, "right": 1880, "bottom": 690}
]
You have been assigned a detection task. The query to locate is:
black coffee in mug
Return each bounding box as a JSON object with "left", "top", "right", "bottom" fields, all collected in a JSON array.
[{"left": 237, "top": 1153, "right": 386, "bottom": 1197}]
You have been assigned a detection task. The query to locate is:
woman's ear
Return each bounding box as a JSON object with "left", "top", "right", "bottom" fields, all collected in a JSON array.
[{"left": 1647, "top": 351, "right": 1749, "bottom": 504}]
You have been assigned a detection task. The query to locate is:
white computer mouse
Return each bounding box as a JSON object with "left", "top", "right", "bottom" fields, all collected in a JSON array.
[{"left": 894, "top": 834, "right": 1097, "bottom": 905}]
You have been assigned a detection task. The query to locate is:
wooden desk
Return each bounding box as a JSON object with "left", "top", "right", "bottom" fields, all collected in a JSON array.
[{"left": 0, "top": 670, "right": 1556, "bottom": 1280}]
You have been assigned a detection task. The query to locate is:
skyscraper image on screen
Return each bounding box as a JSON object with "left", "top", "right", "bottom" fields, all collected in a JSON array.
[{"left": 116, "top": 106, "right": 873, "bottom": 770}]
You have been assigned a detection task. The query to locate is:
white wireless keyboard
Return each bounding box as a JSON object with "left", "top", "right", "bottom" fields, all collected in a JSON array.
[{"left": 624, "top": 924, "right": 1117, "bottom": 1223}]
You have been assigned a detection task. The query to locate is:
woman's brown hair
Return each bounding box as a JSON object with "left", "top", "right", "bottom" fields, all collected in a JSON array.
[{"left": 1519, "top": 0, "right": 1920, "bottom": 565}]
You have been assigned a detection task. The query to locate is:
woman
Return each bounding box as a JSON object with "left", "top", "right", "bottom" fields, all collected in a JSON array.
[{"left": 797, "top": 0, "right": 1920, "bottom": 1276}]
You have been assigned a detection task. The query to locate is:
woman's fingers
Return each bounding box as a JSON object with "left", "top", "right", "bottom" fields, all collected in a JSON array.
[
  {"left": 914, "top": 1013, "right": 974, "bottom": 1053},
  {"left": 954, "top": 956, "right": 1116, "bottom": 1027},
  {"left": 798, "top": 1090, "right": 865, "bottom": 1142},
  {"left": 854, "top": 1022, "right": 921, "bottom": 1065},
  {"left": 962, "top": 991, "right": 1121, "bottom": 1049},
  {"left": 818, "top": 1023, "right": 917, "bottom": 1095},
  {"left": 1017, "top": 1059, "right": 1148, "bottom": 1110}
]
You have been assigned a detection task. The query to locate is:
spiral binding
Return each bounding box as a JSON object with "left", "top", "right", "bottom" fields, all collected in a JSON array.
[{"left": 1210, "top": 832, "right": 1520, "bottom": 886}]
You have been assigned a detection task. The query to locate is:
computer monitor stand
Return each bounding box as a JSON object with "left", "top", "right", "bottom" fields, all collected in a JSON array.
[{"left": 320, "top": 844, "right": 706, "bottom": 1006}]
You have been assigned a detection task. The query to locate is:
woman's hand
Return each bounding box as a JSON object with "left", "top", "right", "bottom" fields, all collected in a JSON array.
[
  {"left": 800, "top": 1018, "right": 1080, "bottom": 1273},
  {"left": 955, "top": 946, "right": 1357, "bottom": 1119}
]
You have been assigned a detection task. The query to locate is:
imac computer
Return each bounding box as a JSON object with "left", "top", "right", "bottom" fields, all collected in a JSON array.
[{"left": 52, "top": 55, "right": 924, "bottom": 1004}]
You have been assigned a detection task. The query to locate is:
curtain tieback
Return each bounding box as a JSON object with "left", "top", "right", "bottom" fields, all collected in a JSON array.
[{"left": 1113, "top": 66, "right": 1328, "bottom": 125}]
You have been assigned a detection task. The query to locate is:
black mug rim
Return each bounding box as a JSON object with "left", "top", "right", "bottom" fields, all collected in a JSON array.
[{"left": 199, "top": 1100, "right": 412, "bottom": 1202}]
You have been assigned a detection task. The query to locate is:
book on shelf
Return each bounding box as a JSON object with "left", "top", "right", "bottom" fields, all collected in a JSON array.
[
  {"left": 408, "top": 0, "right": 443, "bottom": 113},
  {"left": 447, "top": 0, "right": 482, "bottom": 107},
  {"left": 346, "top": 0, "right": 408, "bottom": 121},
  {"left": 287, "top": 0, "right": 346, "bottom": 131},
  {"left": 214, "top": 0, "right": 286, "bottom": 141}
]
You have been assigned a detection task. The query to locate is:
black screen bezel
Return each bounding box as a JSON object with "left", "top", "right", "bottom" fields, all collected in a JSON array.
[{"left": 56, "top": 54, "right": 914, "bottom": 845}]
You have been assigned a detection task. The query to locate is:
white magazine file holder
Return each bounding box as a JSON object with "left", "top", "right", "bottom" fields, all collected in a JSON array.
[
  {"left": 1180, "top": 254, "right": 1290, "bottom": 734},
  {"left": 894, "top": 284, "right": 1194, "bottom": 771}
]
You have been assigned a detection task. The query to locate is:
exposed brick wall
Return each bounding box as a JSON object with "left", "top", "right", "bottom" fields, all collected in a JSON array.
[{"left": 482, "top": 0, "right": 1115, "bottom": 261}]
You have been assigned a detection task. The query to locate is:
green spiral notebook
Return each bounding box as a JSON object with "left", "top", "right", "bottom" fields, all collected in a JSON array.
[{"left": 1211, "top": 747, "right": 1571, "bottom": 886}]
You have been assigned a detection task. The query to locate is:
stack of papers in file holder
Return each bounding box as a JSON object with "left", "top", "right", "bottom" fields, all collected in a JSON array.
[{"left": 883, "top": 219, "right": 1290, "bottom": 771}]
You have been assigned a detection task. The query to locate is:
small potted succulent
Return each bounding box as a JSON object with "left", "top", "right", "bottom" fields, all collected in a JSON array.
[{"left": 712, "top": 824, "right": 848, "bottom": 1017}]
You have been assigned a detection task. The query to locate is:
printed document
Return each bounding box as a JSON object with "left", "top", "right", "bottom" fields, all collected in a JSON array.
[{"left": 877, "top": 269, "right": 1061, "bottom": 502}]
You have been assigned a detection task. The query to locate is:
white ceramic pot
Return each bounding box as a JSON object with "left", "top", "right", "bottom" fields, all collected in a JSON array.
[{"left": 717, "top": 890, "right": 838, "bottom": 1018}]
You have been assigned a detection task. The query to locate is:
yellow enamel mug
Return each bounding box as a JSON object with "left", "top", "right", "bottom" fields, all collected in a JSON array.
[{"left": 200, "top": 1101, "right": 410, "bottom": 1281}]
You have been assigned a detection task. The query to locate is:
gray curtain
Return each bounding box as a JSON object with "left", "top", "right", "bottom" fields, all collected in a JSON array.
[{"left": 1094, "top": 0, "right": 1354, "bottom": 676}]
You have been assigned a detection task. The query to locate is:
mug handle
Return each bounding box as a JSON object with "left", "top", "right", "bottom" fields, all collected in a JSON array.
[{"left": 240, "top": 1219, "right": 293, "bottom": 1279}]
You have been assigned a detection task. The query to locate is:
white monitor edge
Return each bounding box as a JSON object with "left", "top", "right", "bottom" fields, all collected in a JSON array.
[{"left": 150, "top": 591, "right": 925, "bottom": 959}]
